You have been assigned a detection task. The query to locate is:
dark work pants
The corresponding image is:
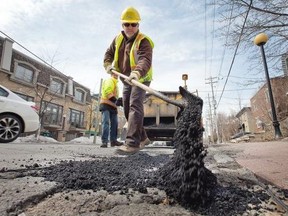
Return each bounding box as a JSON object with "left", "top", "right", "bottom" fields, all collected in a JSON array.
[
  {"left": 122, "top": 82, "right": 150, "bottom": 147},
  {"left": 101, "top": 110, "right": 118, "bottom": 144}
]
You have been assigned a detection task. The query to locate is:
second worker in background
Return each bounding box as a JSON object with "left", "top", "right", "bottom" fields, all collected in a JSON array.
[{"left": 99, "top": 73, "right": 123, "bottom": 148}]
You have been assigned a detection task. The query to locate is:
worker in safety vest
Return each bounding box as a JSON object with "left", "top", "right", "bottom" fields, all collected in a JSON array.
[
  {"left": 103, "top": 6, "right": 153, "bottom": 154},
  {"left": 99, "top": 73, "right": 123, "bottom": 148}
]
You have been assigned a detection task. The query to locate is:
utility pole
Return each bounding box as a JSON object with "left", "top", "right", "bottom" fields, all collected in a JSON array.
[
  {"left": 238, "top": 93, "right": 242, "bottom": 111},
  {"left": 206, "top": 77, "right": 220, "bottom": 144},
  {"left": 93, "top": 78, "right": 103, "bottom": 144},
  {"left": 207, "top": 94, "right": 214, "bottom": 144}
]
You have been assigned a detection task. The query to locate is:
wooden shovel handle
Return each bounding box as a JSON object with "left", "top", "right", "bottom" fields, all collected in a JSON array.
[{"left": 111, "top": 70, "right": 185, "bottom": 109}]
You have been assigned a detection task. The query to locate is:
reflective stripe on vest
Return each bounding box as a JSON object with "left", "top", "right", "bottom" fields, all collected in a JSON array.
[{"left": 113, "top": 33, "right": 154, "bottom": 83}]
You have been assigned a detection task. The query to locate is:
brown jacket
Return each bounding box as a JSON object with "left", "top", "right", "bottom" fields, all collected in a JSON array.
[{"left": 104, "top": 31, "right": 153, "bottom": 82}]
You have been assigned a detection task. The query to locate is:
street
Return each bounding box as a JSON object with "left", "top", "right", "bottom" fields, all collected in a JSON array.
[{"left": 1, "top": 138, "right": 288, "bottom": 216}]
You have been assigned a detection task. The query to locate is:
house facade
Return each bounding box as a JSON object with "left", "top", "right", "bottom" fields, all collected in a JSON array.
[
  {"left": 233, "top": 53, "right": 288, "bottom": 141},
  {"left": 0, "top": 36, "right": 92, "bottom": 141},
  {"left": 281, "top": 52, "right": 288, "bottom": 77},
  {"left": 250, "top": 76, "right": 288, "bottom": 140},
  {"left": 235, "top": 107, "right": 255, "bottom": 134}
]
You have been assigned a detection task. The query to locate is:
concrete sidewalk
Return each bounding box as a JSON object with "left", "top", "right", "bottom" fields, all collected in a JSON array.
[{"left": 211, "top": 139, "right": 288, "bottom": 189}]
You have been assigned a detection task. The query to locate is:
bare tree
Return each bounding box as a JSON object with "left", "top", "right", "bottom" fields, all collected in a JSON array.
[
  {"left": 87, "top": 98, "right": 98, "bottom": 137},
  {"left": 32, "top": 53, "right": 64, "bottom": 141},
  {"left": 212, "top": 0, "right": 288, "bottom": 77},
  {"left": 217, "top": 111, "right": 239, "bottom": 142},
  {"left": 34, "top": 82, "right": 62, "bottom": 140}
]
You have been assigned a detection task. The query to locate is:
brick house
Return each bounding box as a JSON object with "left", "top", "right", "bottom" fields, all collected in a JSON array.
[
  {"left": 0, "top": 36, "right": 92, "bottom": 141},
  {"left": 234, "top": 53, "right": 288, "bottom": 141},
  {"left": 235, "top": 107, "right": 255, "bottom": 134},
  {"left": 250, "top": 76, "right": 288, "bottom": 140},
  {"left": 281, "top": 52, "right": 288, "bottom": 77}
]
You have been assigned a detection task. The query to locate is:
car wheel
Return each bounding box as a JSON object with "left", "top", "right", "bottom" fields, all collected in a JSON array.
[{"left": 0, "top": 114, "right": 23, "bottom": 143}]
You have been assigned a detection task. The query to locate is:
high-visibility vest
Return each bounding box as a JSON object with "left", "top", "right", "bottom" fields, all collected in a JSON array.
[
  {"left": 100, "top": 77, "right": 118, "bottom": 108},
  {"left": 113, "top": 32, "right": 154, "bottom": 83}
]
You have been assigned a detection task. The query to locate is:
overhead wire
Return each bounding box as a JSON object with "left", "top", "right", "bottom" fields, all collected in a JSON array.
[
  {"left": 0, "top": 30, "right": 61, "bottom": 74},
  {"left": 208, "top": 0, "right": 216, "bottom": 77},
  {"left": 204, "top": 0, "right": 208, "bottom": 79},
  {"left": 199, "top": 87, "right": 257, "bottom": 92},
  {"left": 215, "top": 1, "right": 235, "bottom": 98},
  {"left": 216, "top": 0, "right": 253, "bottom": 109}
]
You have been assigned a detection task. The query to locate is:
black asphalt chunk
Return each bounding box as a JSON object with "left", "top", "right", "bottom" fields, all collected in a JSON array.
[
  {"left": 158, "top": 87, "right": 215, "bottom": 208},
  {"left": 40, "top": 153, "right": 169, "bottom": 193}
]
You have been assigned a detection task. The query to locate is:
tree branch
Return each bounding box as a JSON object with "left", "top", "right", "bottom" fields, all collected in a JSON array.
[{"left": 240, "top": 0, "right": 288, "bottom": 16}]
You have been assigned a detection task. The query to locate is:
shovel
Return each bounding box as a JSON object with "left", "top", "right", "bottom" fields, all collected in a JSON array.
[{"left": 111, "top": 70, "right": 185, "bottom": 109}]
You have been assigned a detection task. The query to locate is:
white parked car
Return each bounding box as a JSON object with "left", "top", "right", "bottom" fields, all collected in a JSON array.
[{"left": 0, "top": 85, "right": 39, "bottom": 143}]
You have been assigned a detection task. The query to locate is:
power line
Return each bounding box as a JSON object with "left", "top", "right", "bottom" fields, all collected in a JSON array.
[
  {"left": 216, "top": 0, "right": 253, "bottom": 109},
  {"left": 204, "top": 0, "right": 208, "bottom": 79},
  {"left": 199, "top": 87, "right": 257, "bottom": 92},
  {"left": 227, "top": 75, "right": 265, "bottom": 80},
  {"left": 208, "top": 0, "right": 216, "bottom": 77},
  {"left": 0, "top": 30, "right": 61, "bottom": 74},
  {"left": 215, "top": 1, "right": 235, "bottom": 98}
]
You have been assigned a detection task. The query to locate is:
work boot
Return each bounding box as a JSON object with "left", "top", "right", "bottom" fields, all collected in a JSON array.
[
  {"left": 115, "top": 144, "right": 140, "bottom": 155},
  {"left": 100, "top": 143, "right": 108, "bottom": 148},
  {"left": 111, "top": 140, "right": 124, "bottom": 147},
  {"left": 140, "top": 138, "right": 150, "bottom": 149}
]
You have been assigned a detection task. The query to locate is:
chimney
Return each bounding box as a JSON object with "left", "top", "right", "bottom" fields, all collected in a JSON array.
[
  {"left": 281, "top": 53, "right": 288, "bottom": 77},
  {"left": 0, "top": 38, "right": 13, "bottom": 71},
  {"left": 68, "top": 76, "right": 74, "bottom": 96}
]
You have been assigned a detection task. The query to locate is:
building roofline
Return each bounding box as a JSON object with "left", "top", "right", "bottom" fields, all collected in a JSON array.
[
  {"left": 236, "top": 107, "right": 251, "bottom": 118},
  {"left": 1, "top": 36, "right": 91, "bottom": 92}
]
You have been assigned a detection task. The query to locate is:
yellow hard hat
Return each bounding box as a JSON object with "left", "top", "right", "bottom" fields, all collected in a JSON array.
[{"left": 121, "top": 7, "right": 141, "bottom": 23}]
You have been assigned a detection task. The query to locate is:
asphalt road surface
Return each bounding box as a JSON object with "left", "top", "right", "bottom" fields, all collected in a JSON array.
[{"left": 1, "top": 141, "right": 288, "bottom": 216}]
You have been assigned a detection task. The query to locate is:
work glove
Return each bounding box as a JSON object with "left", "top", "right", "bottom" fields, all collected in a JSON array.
[
  {"left": 109, "top": 96, "right": 117, "bottom": 103},
  {"left": 106, "top": 65, "right": 116, "bottom": 75},
  {"left": 125, "top": 71, "right": 141, "bottom": 85},
  {"left": 115, "top": 97, "right": 123, "bottom": 107},
  {"left": 128, "top": 71, "right": 140, "bottom": 81}
]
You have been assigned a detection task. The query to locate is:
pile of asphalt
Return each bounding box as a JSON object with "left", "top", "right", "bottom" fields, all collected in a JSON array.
[
  {"left": 158, "top": 87, "right": 214, "bottom": 208},
  {"left": 38, "top": 152, "right": 268, "bottom": 215},
  {"left": 37, "top": 87, "right": 269, "bottom": 215},
  {"left": 40, "top": 153, "right": 169, "bottom": 193}
]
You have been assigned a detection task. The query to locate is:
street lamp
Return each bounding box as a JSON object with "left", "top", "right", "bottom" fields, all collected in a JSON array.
[
  {"left": 254, "top": 33, "right": 283, "bottom": 139},
  {"left": 182, "top": 74, "right": 188, "bottom": 90}
]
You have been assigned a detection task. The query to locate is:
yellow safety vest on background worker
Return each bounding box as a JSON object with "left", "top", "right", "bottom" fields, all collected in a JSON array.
[
  {"left": 100, "top": 77, "right": 118, "bottom": 109},
  {"left": 113, "top": 33, "right": 154, "bottom": 83}
]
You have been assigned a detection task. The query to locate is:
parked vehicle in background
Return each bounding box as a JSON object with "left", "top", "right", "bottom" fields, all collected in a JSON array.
[
  {"left": 0, "top": 85, "right": 39, "bottom": 143},
  {"left": 143, "top": 91, "right": 182, "bottom": 145}
]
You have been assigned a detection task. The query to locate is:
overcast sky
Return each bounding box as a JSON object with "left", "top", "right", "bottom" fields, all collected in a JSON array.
[{"left": 0, "top": 0, "right": 262, "bottom": 117}]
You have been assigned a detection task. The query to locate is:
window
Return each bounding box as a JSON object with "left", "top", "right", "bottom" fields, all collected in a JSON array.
[
  {"left": 264, "top": 90, "right": 270, "bottom": 103},
  {"left": 14, "top": 92, "right": 34, "bottom": 102},
  {"left": 70, "top": 109, "right": 84, "bottom": 127},
  {"left": 0, "top": 87, "right": 8, "bottom": 97},
  {"left": 50, "top": 79, "right": 64, "bottom": 95},
  {"left": 75, "top": 88, "right": 85, "bottom": 103},
  {"left": 15, "top": 64, "right": 34, "bottom": 83},
  {"left": 42, "top": 102, "right": 63, "bottom": 125},
  {"left": 12, "top": 61, "right": 40, "bottom": 86},
  {"left": 256, "top": 118, "right": 265, "bottom": 130}
]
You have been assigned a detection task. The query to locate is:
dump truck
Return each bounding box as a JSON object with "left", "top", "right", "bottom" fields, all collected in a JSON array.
[
  {"left": 143, "top": 91, "right": 182, "bottom": 143},
  {"left": 112, "top": 70, "right": 185, "bottom": 145}
]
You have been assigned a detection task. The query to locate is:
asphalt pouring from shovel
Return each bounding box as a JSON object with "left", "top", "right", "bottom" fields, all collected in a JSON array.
[{"left": 112, "top": 69, "right": 214, "bottom": 206}]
